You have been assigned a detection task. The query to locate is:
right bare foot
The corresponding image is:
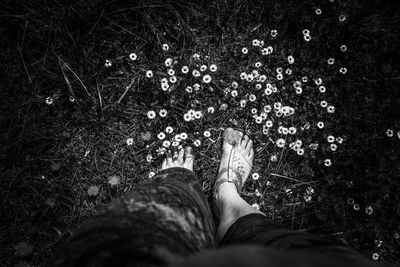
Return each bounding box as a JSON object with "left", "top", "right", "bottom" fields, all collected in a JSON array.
[{"left": 215, "top": 128, "right": 254, "bottom": 200}]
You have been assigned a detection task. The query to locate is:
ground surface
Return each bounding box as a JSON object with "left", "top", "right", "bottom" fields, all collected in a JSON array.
[{"left": 1, "top": 0, "right": 400, "bottom": 266}]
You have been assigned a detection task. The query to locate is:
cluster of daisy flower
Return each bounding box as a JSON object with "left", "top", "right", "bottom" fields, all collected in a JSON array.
[
  {"left": 119, "top": 34, "right": 348, "bottom": 178},
  {"left": 116, "top": 14, "right": 349, "bottom": 177}
]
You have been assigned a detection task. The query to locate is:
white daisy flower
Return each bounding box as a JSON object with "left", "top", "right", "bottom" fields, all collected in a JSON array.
[
  {"left": 161, "top": 83, "right": 169, "bottom": 91},
  {"left": 200, "top": 65, "right": 207, "bottom": 72},
  {"left": 240, "top": 99, "right": 247, "bottom": 108},
  {"left": 185, "top": 86, "right": 193, "bottom": 93},
  {"left": 231, "top": 81, "right": 239, "bottom": 88},
  {"left": 242, "top": 47, "right": 248, "bottom": 54},
  {"left": 203, "top": 74, "right": 212, "bottom": 83},
  {"left": 324, "top": 159, "right": 332, "bottom": 167},
  {"left": 255, "top": 62, "right": 262, "bottom": 68},
  {"left": 319, "top": 86, "right": 326, "bottom": 93},
  {"left": 289, "top": 127, "right": 297, "bottom": 135},
  {"left": 314, "top": 78, "right": 322, "bottom": 85},
  {"left": 304, "top": 35, "right": 312, "bottom": 42},
  {"left": 317, "top": 121, "right": 325, "bottom": 129},
  {"left": 339, "top": 14, "right": 347, "bottom": 22},
  {"left": 252, "top": 173, "right": 260, "bottom": 180},
  {"left": 172, "top": 141, "right": 179, "bottom": 147},
  {"left": 340, "top": 45, "right": 347, "bottom": 52},
  {"left": 315, "top": 8, "right": 322, "bottom": 15},
  {"left": 192, "top": 70, "right": 201, "bottom": 77},
  {"left": 252, "top": 203, "right": 260, "bottom": 210},
  {"left": 129, "top": 53, "right": 137, "bottom": 61},
  {"left": 146, "top": 70, "right": 153, "bottom": 78},
  {"left": 180, "top": 132, "right": 188, "bottom": 140},
  {"left": 162, "top": 140, "right": 171, "bottom": 148},
  {"left": 327, "top": 135, "right": 335, "bottom": 143},
  {"left": 330, "top": 144, "right": 338, "bottom": 151},
  {"left": 181, "top": 66, "right": 189, "bottom": 73},
  {"left": 260, "top": 112, "right": 267, "bottom": 120},
  {"left": 194, "top": 111, "right": 203, "bottom": 119},
  {"left": 288, "top": 55, "right": 295, "bottom": 64},
  {"left": 327, "top": 58, "right": 335, "bottom": 65},
  {"left": 276, "top": 138, "right": 286, "bottom": 148},
  {"left": 261, "top": 48, "right": 268, "bottom": 55},
  {"left": 231, "top": 90, "right": 238, "bottom": 97},
  {"left": 193, "top": 139, "right": 201, "bottom": 147},
  {"left": 45, "top": 96, "right": 54, "bottom": 105},
  {"left": 149, "top": 171, "right": 155, "bottom": 178},
  {"left": 165, "top": 126, "right": 173, "bottom": 134},
  {"left": 240, "top": 72, "right": 247, "bottom": 80},
  {"left": 147, "top": 110, "right": 156, "bottom": 119},
  {"left": 159, "top": 109, "right": 168, "bottom": 117},
  {"left": 320, "top": 100, "right": 328, "bottom": 108},
  {"left": 165, "top": 58, "right": 173, "bottom": 67},
  {"left": 255, "top": 116, "right": 262, "bottom": 124},
  {"left": 252, "top": 39, "right": 260, "bottom": 46},
  {"left": 162, "top": 44, "right": 169, "bottom": 51},
  {"left": 207, "top": 107, "right": 215, "bottom": 113},
  {"left": 339, "top": 67, "right": 348, "bottom": 74},
  {"left": 270, "top": 29, "right": 278, "bottom": 37},
  {"left": 372, "top": 253, "right": 379, "bottom": 261},
  {"left": 203, "top": 130, "right": 211, "bottom": 137},
  {"left": 105, "top": 59, "right": 112, "bottom": 67},
  {"left": 210, "top": 64, "right": 217, "bottom": 72},
  {"left": 157, "top": 132, "right": 166, "bottom": 140},
  {"left": 169, "top": 76, "right": 177, "bottom": 83},
  {"left": 249, "top": 94, "right": 256, "bottom": 102},
  {"left": 167, "top": 68, "right": 175, "bottom": 76},
  {"left": 126, "top": 138, "right": 134, "bottom": 146},
  {"left": 327, "top": 106, "right": 335, "bottom": 113},
  {"left": 264, "top": 105, "right": 272, "bottom": 113},
  {"left": 302, "top": 29, "right": 310, "bottom": 35},
  {"left": 183, "top": 113, "right": 191, "bottom": 122},
  {"left": 277, "top": 73, "right": 283, "bottom": 80}
]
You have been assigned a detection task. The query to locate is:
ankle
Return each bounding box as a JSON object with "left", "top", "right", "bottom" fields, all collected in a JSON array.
[{"left": 216, "top": 182, "right": 239, "bottom": 201}]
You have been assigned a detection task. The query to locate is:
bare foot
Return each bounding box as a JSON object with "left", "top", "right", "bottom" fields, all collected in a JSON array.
[
  {"left": 215, "top": 128, "right": 254, "bottom": 199},
  {"left": 161, "top": 147, "right": 194, "bottom": 171}
]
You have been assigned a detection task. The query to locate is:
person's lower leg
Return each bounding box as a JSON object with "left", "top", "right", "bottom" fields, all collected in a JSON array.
[{"left": 216, "top": 178, "right": 264, "bottom": 241}]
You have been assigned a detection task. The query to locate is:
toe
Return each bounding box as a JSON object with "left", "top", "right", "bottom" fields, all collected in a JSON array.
[
  {"left": 161, "top": 158, "right": 167, "bottom": 169},
  {"left": 249, "top": 147, "right": 254, "bottom": 158},
  {"left": 178, "top": 148, "right": 185, "bottom": 162},
  {"left": 235, "top": 130, "right": 244, "bottom": 145},
  {"left": 241, "top": 135, "right": 249, "bottom": 148},
  {"left": 166, "top": 152, "right": 173, "bottom": 164},
  {"left": 184, "top": 146, "right": 194, "bottom": 170},
  {"left": 246, "top": 139, "right": 253, "bottom": 151}
]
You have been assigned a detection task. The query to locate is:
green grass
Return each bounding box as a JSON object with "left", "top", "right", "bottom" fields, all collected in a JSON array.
[{"left": 1, "top": 0, "right": 400, "bottom": 265}]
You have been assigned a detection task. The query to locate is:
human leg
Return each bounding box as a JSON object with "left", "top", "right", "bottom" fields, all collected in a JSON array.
[
  {"left": 213, "top": 128, "right": 264, "bottom": 241},
  {"left": 49, "top": 147, "right": 215, "bottom": 267}
]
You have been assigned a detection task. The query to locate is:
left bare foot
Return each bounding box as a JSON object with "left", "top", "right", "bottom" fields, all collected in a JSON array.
[{"left": 161, "top": 146, "right": 194, "bottom": 171}]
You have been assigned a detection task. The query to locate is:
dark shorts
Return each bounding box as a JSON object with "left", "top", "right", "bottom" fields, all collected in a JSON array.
[{"left": 48, "top": 168, "right": 375, "bottom": 267}]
